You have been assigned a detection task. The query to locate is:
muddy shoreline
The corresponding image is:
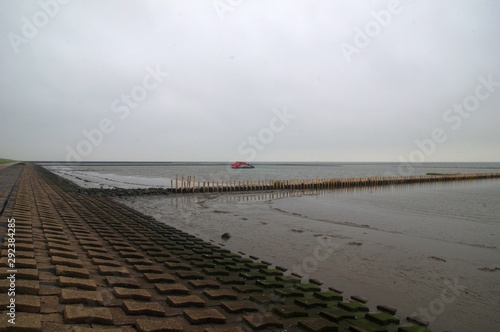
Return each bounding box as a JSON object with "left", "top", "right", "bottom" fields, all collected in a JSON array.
[{"left": 117, "top": 184, "right": 500, "bottom": 332}]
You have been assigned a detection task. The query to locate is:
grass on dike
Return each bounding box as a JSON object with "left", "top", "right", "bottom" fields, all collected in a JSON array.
[{"left": 0, "top": 158, "right": 16, "bottom": 164}]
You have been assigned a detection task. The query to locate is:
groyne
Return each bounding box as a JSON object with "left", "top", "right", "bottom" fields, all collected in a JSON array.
[{"left": 170, "top": 173, "right": 500, "bottom": 193}]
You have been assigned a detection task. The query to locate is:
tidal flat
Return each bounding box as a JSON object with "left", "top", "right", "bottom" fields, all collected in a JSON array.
[{"left": 118, "top": 179, "right": 500, "bottom": 332}]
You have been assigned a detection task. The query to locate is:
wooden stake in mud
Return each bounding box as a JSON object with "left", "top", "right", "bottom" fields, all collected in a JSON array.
[{"left": 168, "top": 172, "right": 500, "bottom": 194}]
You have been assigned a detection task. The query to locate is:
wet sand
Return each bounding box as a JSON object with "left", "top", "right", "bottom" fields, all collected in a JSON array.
[{"left": 118, "top": 183, "right": 500, "bottom": 332}]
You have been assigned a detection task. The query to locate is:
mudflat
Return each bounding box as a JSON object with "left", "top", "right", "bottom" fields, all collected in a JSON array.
[
  {"left": 119, "top": 181, "right": 500, "bottom": 332},
  {"left": 0, "top": 163, "right": 435, "bottom": 331}
]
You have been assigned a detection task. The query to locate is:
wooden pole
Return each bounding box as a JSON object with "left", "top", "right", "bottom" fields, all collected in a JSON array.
[{"left": 167, "top": 173, "right": 500, "bottom": 194}]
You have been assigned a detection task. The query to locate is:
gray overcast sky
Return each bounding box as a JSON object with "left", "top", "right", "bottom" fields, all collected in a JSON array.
[{"left": 1, "top": 0, "right": 499, "bottom": 162}]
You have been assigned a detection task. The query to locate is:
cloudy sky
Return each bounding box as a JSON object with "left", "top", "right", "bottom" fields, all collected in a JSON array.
[{"left": 1, "top": 0, "right": 499, "bottom": 162}]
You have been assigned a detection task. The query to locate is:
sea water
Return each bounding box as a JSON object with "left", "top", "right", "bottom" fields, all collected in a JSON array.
[{"left": 41, "top": 161, "right": 500, "bottom": 189}]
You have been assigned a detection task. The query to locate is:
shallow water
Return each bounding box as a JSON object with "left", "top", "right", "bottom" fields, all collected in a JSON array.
[
  {"left": 42, "top": 161, "right": 500, "bottom": 189},
  {"left": 117, "top": 179, "right": 500, "bottom": 332},
  {"left": 272, "top": 180, "right": 500, "bottom": 248}
]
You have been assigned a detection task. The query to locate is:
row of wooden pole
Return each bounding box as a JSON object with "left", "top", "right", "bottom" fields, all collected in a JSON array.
[{"left": 169, "top": 173, "right": 500, "bottom": 194}]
